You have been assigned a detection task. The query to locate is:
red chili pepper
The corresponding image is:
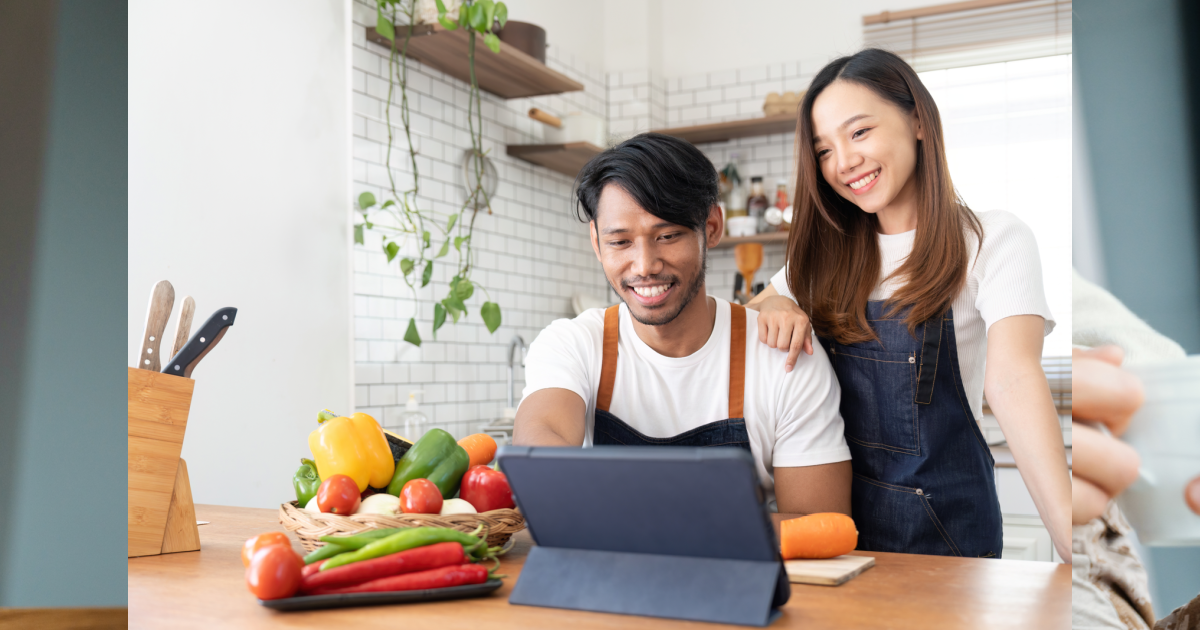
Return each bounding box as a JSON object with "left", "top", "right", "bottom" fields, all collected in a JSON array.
[
  {"left": 299, "top": 541, "right": 466, "bottom": 594},
  {"left": 305, "top": 563, "right": 488, "bottom": 596},
  {"left": 301, "top": 561, "right": 324, "bottom": 580}
]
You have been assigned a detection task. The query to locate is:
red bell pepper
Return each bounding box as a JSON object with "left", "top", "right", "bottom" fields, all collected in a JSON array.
[{"left": 459, "top": 465, "right": 515, "bottom": 513}]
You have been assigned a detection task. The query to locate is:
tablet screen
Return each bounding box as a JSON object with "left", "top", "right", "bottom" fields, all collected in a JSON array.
[{"left": 497, "top": 446, "right": 778, "bottom": 562}]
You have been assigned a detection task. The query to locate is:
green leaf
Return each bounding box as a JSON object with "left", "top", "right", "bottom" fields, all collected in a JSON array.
[
  {"left": 421, "top": 261, "right": 434, "bottom": 287},
  {"left": 494, "top": 2, "right": 507, "bottom": 29},
  {"left": 454, "top": 235, "right": 471, "bottom": 251},
  {"left": 354, "top": 223, "right": 364, "bottom": 245},
  {"left": 442, "top": 297, "right": 464, "bottom": 323},
  {"left": 376, "top": 14, "right": 395, "bottom": 41},
  {"left": 446, "top": 213, "right": 458, "bottom": 232},
  {"left": 468, "top": 1, "right": 487, "bottom": 31},
  {"left": 404, "top": 317, "right": 421, "bottom": 346},
  {"left": 455, "top": 279, "right": 474, "bottom": 301},
  {"left": 385, "top": 241, "right": 400, "bottom": 263},
  {"left": 422, "top": 230, "right": 431, "bottom": 249},
  {"left": 480, "top": 0, "right": 496, "bottom": 28},
  {"left": 435, "top": 0, "right": 458, "bottom": 29},
  {"left": 457, "top": 2, "right": 469, "bottom": 29},
  {"left": 358, "top": 191, "right": 376, "bottom": 210},
  {"left": 483, "top": 32, "right": 500, "bottom": 54},
  {"left": 381, "top": 199, "right": 395, "bottom": 209},
  {"left": 436, "top": 239, "right": 451, "bottom": 258},
  {"left": 481, "top": 301, "right": 502, "bottom": 333},
  {"left": 433, "top": 302, "right": 447, "bottom": 336},
  {"left": 399, "top": 257, "right": 414, "bottom": 275}
]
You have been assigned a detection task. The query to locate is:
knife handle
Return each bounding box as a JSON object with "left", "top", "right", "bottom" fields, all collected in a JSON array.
[
  {"left": 162, "top": 306, "right": 237, "bottom": 378},
  {"left": 179, "top": 326, "right": 229, "bottom": 378},
  {"left": 139, "top": 280, "right": 175, "bottom": 371},
  {"left": 169, "top": 296, "right": 196, "bottom": 361}
]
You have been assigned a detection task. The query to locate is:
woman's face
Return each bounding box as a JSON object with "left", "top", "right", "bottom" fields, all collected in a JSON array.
[{"left": 811, "top": 79, "right": 923, "bottom": 229}]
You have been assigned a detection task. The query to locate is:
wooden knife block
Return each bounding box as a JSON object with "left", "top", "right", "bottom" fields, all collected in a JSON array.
[{"left": 128, "top": 367, "right": 201, "bottom": 557}]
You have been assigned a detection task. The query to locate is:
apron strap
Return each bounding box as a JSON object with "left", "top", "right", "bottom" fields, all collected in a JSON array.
[
  {"left": 915, "top": 311, "right": 945, "bottom": 405},
  {"left": 729, "top": 303, "right": 746, "bottom": 418},
  {"left": 597, "top": 305, "right": 620, "bottom": 412},
  {"left": 597, "top": 302, "right": 747, "bottom": 417}
]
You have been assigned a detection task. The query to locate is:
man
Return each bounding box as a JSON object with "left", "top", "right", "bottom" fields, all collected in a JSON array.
[{"left": 513, "top": 133, "right": 851, "bottom": 514}]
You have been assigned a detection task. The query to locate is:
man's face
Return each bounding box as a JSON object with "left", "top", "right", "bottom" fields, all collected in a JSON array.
[{"left": 589, "top": 185, "right": 717, "bottom": 326}]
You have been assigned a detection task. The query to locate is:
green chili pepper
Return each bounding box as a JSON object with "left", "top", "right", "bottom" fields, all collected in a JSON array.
[
  {"left": 303, "top": 542, "right": 353, "bottom": 565},
  {"left": 292, "top": 458, "right": 321, "bottom": 507},
  {"left": 319, "top": 528, "right": 404, "bottom": 550},
  {"left": 385, "top": 428, "right": 470, "bottom": 498},
  {"left": 319, "top": 526, "right": 487, "bottom": 572}
]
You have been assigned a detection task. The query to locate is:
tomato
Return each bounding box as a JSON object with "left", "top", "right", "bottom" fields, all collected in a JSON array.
[
  {"left": 317, "top": 474, "right": 362, "bottom": 514},
  {"left": 460, "top": 465, "right": 515, "bottom": 512},
  {"left": 399, "top": 478, "right": 444, "bottom": 514},
  {"left": 245, "top": 544, "right": 303, "bottom": 600},
  {"left": 241, "top": 531, "right": 293, "bottom": 567}
]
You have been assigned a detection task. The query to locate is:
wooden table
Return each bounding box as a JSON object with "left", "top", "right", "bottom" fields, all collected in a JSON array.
[{"left": 129, "top": 505, "right": 1070, "bottom": 629}]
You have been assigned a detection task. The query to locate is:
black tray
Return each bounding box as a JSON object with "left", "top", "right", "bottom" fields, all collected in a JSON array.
[{"left": 259, "top": 579, "right": 503, "bottom": 612}]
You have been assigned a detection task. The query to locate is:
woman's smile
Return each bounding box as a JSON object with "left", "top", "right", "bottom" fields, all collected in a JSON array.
[{"left": 846, "top": 168, "right": 881, "bottom": 195}]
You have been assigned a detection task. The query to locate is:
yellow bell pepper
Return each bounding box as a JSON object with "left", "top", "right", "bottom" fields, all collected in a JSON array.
[{"left": 308, "top": 412, "right": 396, "bottom": 492}]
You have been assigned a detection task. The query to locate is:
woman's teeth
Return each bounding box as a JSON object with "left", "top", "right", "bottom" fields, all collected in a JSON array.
[
  {"left": 849, "top": 169, "right": 879, "bottom": 190},
  {"left": 632, "top": 284, "right": 669, "bottom": 298}
]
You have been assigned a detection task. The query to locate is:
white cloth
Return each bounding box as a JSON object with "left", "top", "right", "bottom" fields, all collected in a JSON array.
[
  {"left": 770, "top": 210, "right": 1055, "bottom": 422},
  {"left": 520, "top": 296, "right": 851, "bottom": 506}
]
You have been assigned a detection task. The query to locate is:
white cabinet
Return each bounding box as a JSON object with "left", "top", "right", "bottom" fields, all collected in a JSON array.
[{"left": 1002, "top": 514, "right": 1055, "bottom": 561}]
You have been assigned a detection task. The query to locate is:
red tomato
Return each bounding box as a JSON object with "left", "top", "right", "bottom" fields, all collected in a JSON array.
[
  {"left": 317, "top": 474, "right": 362, "bottom": 514},
  {"left": 399, "top": 478, "right": 444, "bottom": 514},
  {"left": 245, "top": 544, "right": 303, "bottom": 600},
  {"left": 241, "top": 531, "right": 292, "bottom": 567},
  {"left": 460, "top": 465, "right": 515, "bottom": 512}
]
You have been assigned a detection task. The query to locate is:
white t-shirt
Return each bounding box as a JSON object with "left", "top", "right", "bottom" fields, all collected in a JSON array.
[
  {"left": 520, "top": 296, "right": 851, "bottom": 506},
  {"left": 770, "top": 209, "right": 1055, "bottom": 422}
]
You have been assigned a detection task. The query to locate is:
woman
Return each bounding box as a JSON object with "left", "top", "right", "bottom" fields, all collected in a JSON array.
[{"left": 747, "top": 49, "right": 1071, "bottom": 560}]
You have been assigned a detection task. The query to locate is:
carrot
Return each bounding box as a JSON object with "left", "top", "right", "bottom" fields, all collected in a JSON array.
[
  {"left": 299, "top": 541, "right": 466, "bottom": 594},
  {"left": 779, "top": 513, "right": 858, "bottom": 559},
  {"left": 305, "top": 563, "right": 488, "bottom": 596},
  {"left": 457, "top": 434, "right": 498, "bottom": 468}
]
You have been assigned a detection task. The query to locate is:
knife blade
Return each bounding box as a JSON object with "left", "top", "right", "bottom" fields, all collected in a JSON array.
[
  {"left": 168, "top": 296, "right": 196, "bottom": 362},
  {"left": 137, "top": 280, "right": 175, "bottom": 371},
  {"left": 161, "top": 307, "right": 237, "bottom": 378}
]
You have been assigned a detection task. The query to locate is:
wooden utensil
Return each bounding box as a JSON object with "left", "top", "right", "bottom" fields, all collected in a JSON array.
[
  {"left": 137, "top": 280, "right": 175, "bottom": 371},
  {"left": 168, "top": 295, "right": 195, "bottom": 363},
  {"left": 734, "top": 243, "right": 764, "bottom": 298},
  {"left": 528, "top": 107, "right": 563, "bottom": 128},
  {"left": 785, "top": 555, "right": 875, "bottom": 586}
]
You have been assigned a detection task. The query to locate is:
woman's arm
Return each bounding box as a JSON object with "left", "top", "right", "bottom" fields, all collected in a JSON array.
[
  {"left": 745, "top": 284, "right": 814, "bottom": 371},
  {"left": 984, "top": 315, "right": 1073, "bottom": 562}
]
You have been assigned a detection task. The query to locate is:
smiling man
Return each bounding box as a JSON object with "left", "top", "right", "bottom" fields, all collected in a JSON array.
[{"left": 512, "top": 133, "right": 852, "bottom": 513}]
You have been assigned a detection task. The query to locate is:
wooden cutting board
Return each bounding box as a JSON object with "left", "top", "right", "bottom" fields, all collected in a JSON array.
[{"left": 785, "top": 555, "right": 875, "bottom": 586}]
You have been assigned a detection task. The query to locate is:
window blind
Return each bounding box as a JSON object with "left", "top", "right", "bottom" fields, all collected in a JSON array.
[{"left": 864, "top": 0, "right": 1071, "bottom": 72}]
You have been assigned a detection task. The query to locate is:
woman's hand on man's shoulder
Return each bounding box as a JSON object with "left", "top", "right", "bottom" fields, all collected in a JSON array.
[{"left": 750, "top": 294, "right": 814, "bottom": 372}]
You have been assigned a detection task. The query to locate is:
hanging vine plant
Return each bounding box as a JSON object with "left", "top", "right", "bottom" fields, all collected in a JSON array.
[{"left": 357, "top": 0, "right": 507, "bottom": 346}]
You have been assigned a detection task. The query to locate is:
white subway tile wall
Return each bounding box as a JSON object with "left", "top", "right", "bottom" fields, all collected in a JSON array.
[
  {"left": 605, "top": 70, "right": 667, "bottom": 144},
  {"left": 352, "top": 1, "right": 608, "bottom": 439}
]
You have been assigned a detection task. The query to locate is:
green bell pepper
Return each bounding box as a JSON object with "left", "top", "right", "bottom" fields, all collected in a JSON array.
[
  {"left": 385, "top": 428, "right": 470, "bottom": 499},
  {"left": 293, "top": 458, "right": 321, "bottom": 506}
]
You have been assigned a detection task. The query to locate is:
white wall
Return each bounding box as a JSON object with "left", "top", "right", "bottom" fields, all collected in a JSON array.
[
  {"left": 657, "top": 0, "right": 938, "bottom": 78},
  {"left": 505, "top": 0, "right": 607, "bottom": 74},
  {"left": 129, "top": 0, "right": 353, "bottom": 508}
]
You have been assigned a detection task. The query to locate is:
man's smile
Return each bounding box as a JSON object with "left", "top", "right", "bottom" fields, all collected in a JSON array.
[{"left": 626, "top": 281, "right": 676, "bottom": 306}]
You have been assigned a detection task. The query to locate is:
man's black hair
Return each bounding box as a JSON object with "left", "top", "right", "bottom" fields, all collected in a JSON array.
[{"left": 573, "top": 132, "right": 718, "bottom": 232}]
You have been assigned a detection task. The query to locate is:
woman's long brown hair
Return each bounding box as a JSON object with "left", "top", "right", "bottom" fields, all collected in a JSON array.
[{"left": 786, "top": 48, "right": 983, "bottom": 345}]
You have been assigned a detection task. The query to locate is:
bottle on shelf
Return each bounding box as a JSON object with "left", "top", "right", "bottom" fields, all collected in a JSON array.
[
  {"left": 399, "top": 391, "right": 428, "bottom": 442},
  {"left": 747, "top": 176, "right": 770, "bottom": 233},
  {"left": 724, "top": 153, "right": 747, "bottom": 219},
  {"left": 765, "top": 178, "right": 790, "bottom": 230}
]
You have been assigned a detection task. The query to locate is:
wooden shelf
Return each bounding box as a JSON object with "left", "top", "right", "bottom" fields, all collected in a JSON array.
[
  {"left": 712, "top": 231, "right": 789, "bottom": 249},
  {"left": 366, "top": 25, "right": 583, "bottom": 99},
  {"left": 654, "top": 114, "right": 796, "bottom": 145},
  {"left": 506, "top": 142, "right": 604, "bottom": 178}
]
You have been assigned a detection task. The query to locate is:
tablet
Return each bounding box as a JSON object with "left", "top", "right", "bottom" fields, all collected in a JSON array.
[
  {"left": 497, "top": 445, "right": 789, "bottom": 626},
  {"left": 497, "top": 445, "right": 778, "bottom": 561}
]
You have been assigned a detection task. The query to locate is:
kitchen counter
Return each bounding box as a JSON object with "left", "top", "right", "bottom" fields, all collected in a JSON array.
[{"left": 128, "top": 505, "right": 1070, "bottom": 629}]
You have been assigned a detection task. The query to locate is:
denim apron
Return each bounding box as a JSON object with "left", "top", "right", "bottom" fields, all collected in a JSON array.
[
  {"left": 819, "top": 302, "right": 1002, "bottom": 558},
  {"left": 591, "top": 303, "right": 753, "bottom": 451}
]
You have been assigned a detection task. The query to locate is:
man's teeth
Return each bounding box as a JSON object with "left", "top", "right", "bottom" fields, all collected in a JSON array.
[
  {"left": 632, "top": 285, "right": 669, "bottom": 298},
  {"left": 849, "top": 170, "right": 879, "bottom": 190}
]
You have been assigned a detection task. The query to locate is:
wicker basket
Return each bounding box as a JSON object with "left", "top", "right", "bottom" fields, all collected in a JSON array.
[{"left": 279, "top": 501, "right": 526, "bottom": 551}]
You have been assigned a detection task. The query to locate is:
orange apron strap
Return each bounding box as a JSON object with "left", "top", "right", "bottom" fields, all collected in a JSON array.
[
  {"left": 597, "top": 305, "right": 621, "bottom": 412},
  {"left": 729, "top": 303, "right": 746, "bottom": 419}
]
